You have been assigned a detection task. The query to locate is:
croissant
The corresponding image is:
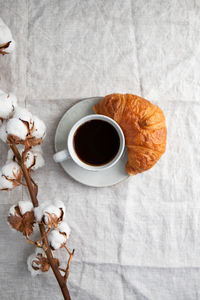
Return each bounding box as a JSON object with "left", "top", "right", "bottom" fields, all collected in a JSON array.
[{"left": 93, "top": 93, "right": 167, "bottom": 175}]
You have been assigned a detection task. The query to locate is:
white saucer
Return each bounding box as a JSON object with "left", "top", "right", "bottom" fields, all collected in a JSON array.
[{"left": 54, "top": 97, "right": 129, "bottom": 187}]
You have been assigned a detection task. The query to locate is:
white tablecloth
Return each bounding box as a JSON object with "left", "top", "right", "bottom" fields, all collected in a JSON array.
[{"left": 1, "top": 0, "right": 200, "bottom": 299}]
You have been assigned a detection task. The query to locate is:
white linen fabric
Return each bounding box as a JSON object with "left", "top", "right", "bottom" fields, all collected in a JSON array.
[{"left": 0, "top": 0, "right": 200, "bottom": 299}]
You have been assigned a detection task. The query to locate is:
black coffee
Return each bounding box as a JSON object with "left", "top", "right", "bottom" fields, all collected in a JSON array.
[{"left": 73, "top": 119, "right": 120, "bottom": 166}]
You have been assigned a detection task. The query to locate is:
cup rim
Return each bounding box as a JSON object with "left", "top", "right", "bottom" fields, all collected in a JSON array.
[{"left": 67, "top": 114, "right": 125, "bottom": 171}]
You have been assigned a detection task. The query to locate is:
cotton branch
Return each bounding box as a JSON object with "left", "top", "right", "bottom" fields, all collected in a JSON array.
[
  {"left": 0, "top": 22, "right": 75, "bottom": 300},
  {"left": 9, "top": 143, "right": 73, "bottom": 300},
  {"left": 0, "top": 91, "right": 74, "bottom": 299}
]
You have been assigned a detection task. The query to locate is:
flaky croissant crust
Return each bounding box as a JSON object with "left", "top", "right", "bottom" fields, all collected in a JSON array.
[{"left": 94, "top": 93, "right": 167, "bottom": 175}]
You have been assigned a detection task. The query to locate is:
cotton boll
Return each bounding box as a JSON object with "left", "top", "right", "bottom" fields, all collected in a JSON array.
[
  {"left": 0, "top": 121, "right": 7, "bottom": 142},
  {"left": 1, "top": 161, "right": 21, "bottom": 179},
  {"left": 0, "top": 91, "right": 17, "bottom": 119},
  {"left": 58, "top": 222, "right": 71, "bottom": 239},
  {"left": 0, "top": 175, "right": 13, "bottom": 189},
  {"left": 9, "top": 202, "right": 33, "bottom": 216},
  {"left": 32, "top": 116, "right": 46, "bottom": 139},
  {"left": 13, "top": 107, "right": 33, "bottom": 126},
  {"left": 0, "top": 162, "right": 22, "bottom": 189},
  {"left": 48, "top": 230, "right": 67, "bottom": 250},
  {"left": 6, "top": 118, "right": 28, "bottom": 140},
  {"left": 0, "top": 18, "right": 15, "bottom": 53},
  {"left": 30, "top": 146, "right": 45, "bottom": 170},
  {"left": 24, "top": 151, "right": 35, "bottom": 169},
  {"left": 27, "top": 248, "right": 54, "bottom": 275},
  {"left": 44, "top": 205, "right": 61, "bottom": 217},
  {"left": 27, "top": 253, "right": 42, "bottom": 277},
  {"left": 34, "top": 201, "right": 65, "bottom": 226},
  {"left": 8, "top": 202, "right": 35, "bottom": 236},
  {"left": 44, "top": 200, "right": 65, "bottom": 226},
  {"left": 20, "top": 149, "right": 44, "bottom": 170},
  {"left": 34, "top": 200, "right": 64, "bottom": 228},
  {"left": 18, "top": 201, "right": 33, "bottom": 215},
  {"left": 0, "top": 171, "right": 14, "bottom": 189},
  {"left": 6, "top": 145, "right": 42, "bottom": 170},
  {"left": 31, "top": 152, "right": 45, "bottom": 170},
  {"left": 43, "top": 205, "right": 61, "bottom": 225}
]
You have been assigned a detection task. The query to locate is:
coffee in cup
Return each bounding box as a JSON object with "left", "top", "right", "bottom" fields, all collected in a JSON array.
[{"left": 53, "top": 114, "right": 125, "bottom": 172}]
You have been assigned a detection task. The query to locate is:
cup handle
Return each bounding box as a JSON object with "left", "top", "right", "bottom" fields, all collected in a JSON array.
[{"left": 53, "top": 149, "right": 70, "bottom": 163}]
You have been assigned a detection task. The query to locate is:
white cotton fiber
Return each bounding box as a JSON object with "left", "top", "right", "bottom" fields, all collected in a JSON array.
[
  {"left": 58, "top": 222, "right": 71, "bottom": 239},
  {"left": 7, "top": 145, "right": 44, "bottom": 170},
  {"left": 0, "top": 121, "right": 7, "bottom": 142},
  {"left": 13, "top": 107, "right": 33, "bottom": 125},
  {"left": 32, "top": 116, "right": 46, "bottom": 139},
  {"left": 43, "top": 205, "right": 61, "bottom": 225},
  {"left": 1, "top": 161, "right": 21, "bottom": 179},
  {"left": 6, "top": 118, "right": 28, "bottom": 140},
  {"left": 35, "top": 247, "right": 45, "bottom": 256},
  {"left": 18, "top": 201, "right": 33, "bottom": 215},
  {"left": 8, "top": 204, "right": 17, "bottom": 216},
  {"left": 0, "top": 18, "right": 15, "bottom": 53},
  {"left": 34, "top": 201, "right": 51, "bottom": 222},
  {"left": 0, "top": 91, "right": 17, "bottom": 119},
  {"left": 7, "top": 145, "right": 31, "bottom": 167},
  {"left": 0, "top": 171, "right": 13, "bottom": 189},
  {"left": 0, "top": 181, "right": 3, "bottom": 190},
  {"left": 54, "top": 200, "right": 66, "bottom": 217},
  {"left": 31, "top": 145, "right": 45, "bottom": 169},
  {"left": 24, "top": 151, "right": 35, "bottom": 169},
  {"left": 48, "top": 230, "right": 67, "bottom": 250},
  {"left": 34, "top": 200, "right": 66, "bottom": 225},
  {"left": 31, "top": 152, "right": 45, "bottom": 170},
  {"left": 27, "top": 253, "right": 42, "bottom": 277}
]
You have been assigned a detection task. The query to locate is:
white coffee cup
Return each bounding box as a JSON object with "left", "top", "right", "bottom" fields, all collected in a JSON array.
[{"left": 53, "top": 114, "right": 125, "bottom": 171}]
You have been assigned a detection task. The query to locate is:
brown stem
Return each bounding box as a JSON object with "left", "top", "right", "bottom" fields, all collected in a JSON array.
[
  {"left": 30, "top": 177, "right": 38, "bottom": 196},
  {"left": 64, "top": 246, "right": 75, "bottom": 282},
  {"left": 16, "top": 179, "right": 27, "bottom": 187},
  {"left": 26, "top": 236, "right": 42, "bottom": 248},
  {"left": 37, "top": 226, "right": 51, "bottom": 243},
  {"left": 10, "top": 144, "right": 72, "bottom": 300},
  {"left": 64, "top": 245, "right": 72, "bottom": 256},
  {"left": 10, "top": 144, "right": 38, "bottom": 207}
]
